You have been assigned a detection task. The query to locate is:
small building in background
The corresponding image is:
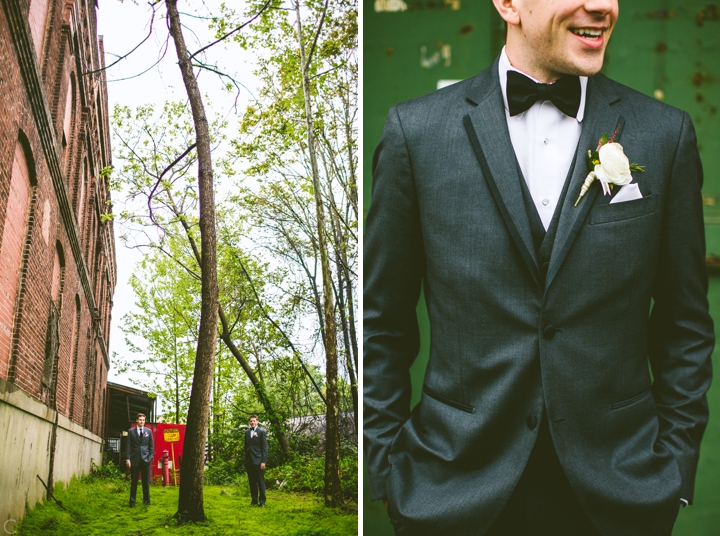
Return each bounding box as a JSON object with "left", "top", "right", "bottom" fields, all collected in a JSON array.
[
  {"left": 105, "top": 382, "right": 187, "bottom": 485},
  {"left": 104, "top": 382, "right": 157, "bottom": 468}
]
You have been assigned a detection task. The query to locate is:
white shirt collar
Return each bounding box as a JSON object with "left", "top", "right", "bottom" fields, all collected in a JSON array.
[{"left": 498, "top": 46, "right": 587, "bottom": 122}]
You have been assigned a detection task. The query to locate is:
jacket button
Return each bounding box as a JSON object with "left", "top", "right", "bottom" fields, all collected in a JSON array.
[
  {"left": 543, "top": 325, "right": 556, "bottom": 339},
  {"left": 527, "top": 415, "right": 538, "bottom": 430}
]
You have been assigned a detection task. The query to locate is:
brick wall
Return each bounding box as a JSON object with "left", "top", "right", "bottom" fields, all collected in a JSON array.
[{"left": 0, "top": 0, "right": 116, "bottom": 440}]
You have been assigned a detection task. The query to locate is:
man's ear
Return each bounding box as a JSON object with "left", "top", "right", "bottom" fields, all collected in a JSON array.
[{"left": 492, "top": 0, "right": 520, "bottom": 26}]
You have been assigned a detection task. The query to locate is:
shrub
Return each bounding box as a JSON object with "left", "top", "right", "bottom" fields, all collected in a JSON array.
[
  {"left": 266, "top": 454, "right": 325, "bottom": 493},
  {"left": 339, "top": 450, "right": 358, "bottom": 502},
  {"left": 82, "top": 459, "right": 124, "bottom": 483},
  {"left": 204, "top": 459, "right": 246, "bottom": 486},
  {"left": 266, "top": 440, "right": 358, "bottom": 502}
]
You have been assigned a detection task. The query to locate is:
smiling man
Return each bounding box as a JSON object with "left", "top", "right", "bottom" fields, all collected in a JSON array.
[
  {"left": 363, "top": 1, "right": 714, "bottom": 535},
  {"left": 125, "top": 413, "right": 154, "bottom": 507}
]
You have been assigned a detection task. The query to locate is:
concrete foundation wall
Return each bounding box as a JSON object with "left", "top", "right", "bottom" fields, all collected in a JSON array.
[{"left": 0, "top": 377, "right": 102, "bottom": 527}]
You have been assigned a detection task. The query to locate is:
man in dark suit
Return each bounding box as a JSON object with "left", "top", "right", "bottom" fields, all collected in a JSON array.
[
  {"left": 364, "top": 1, "right": 714, "bottom": 535},
  {"left": 244, "top": 414, "right": 268, "bottom": 507},
  {"left": 125, "top": 413, "right": 154, "bottom": 507}
]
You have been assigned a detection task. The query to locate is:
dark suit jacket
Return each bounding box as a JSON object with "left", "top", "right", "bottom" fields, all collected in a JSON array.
[
  {"left": 125, "top": 426, "right": 154, "bottom": 465},
  {"left": 245, "top": 427, "right": 268, "bottom": 466},
  {"left": 363, "top": 58, "right": 714, "bottom": 536}
]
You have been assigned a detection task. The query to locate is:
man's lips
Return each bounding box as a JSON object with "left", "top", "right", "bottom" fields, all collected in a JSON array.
[{"left": 571, "top": 28, "right": 606, "bottom": 49}]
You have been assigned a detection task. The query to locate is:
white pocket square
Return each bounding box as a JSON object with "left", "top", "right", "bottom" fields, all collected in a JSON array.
[{"left": 610, "top": 183, "right": 642, "bottom": 204}]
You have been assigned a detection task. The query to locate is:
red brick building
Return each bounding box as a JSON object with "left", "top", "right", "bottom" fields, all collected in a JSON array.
[{"left": 0, "top": 0, "right": 115, "bottom": 524}]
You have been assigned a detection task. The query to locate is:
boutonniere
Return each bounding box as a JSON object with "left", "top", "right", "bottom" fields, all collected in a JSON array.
[{"left": 574, "top": 129, "right": 645, "bottom": 206}]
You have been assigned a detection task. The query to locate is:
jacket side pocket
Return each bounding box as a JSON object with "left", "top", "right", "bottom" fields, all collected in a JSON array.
[
  {"left": 423, "top": 385, "right": 474, "bottom": 413},
  {"left": 610, "top": 386, "right": 652, "bottom": 410}
]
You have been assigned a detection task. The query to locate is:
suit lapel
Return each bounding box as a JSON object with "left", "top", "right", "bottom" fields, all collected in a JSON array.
[
  {"left": 545, "top": 76, "right": 622, "bottom": 292},
  {"left": 463, "top": 64, "right": 541, "bottom": 286}
]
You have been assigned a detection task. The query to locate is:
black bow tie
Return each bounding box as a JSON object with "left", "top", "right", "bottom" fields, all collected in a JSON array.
[{"left": 506, "top": 71, "right": 581, "bottom": 118}]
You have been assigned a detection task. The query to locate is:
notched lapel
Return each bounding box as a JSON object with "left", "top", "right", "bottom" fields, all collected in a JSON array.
[
  {"left": 546, "top": 77, "right": 622, "bottom": 292},
  {"left": 463, "top": 76, "right": 540, "bottom": 286}
]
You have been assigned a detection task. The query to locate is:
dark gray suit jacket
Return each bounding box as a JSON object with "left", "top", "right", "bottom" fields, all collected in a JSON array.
[
  {"left": 363, "top": 59, "right": 714, "bottom": 535},
  {"left": 245, "top": 427, "right": 268, "bottom": 466},
  {"left": 126, "top": 426, "right": 154, "bottom": 465}
]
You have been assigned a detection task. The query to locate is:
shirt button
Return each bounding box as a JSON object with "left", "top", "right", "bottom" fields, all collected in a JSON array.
[
  {"left": 542, "top": 199, "right": 549, "bottom": 206},
  {"left": 543, "top": 138, "right": 549, "bottom": 145}
]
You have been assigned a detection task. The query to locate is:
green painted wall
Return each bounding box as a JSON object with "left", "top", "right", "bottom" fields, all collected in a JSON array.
[{"left": 363, "top": 1, "right": 720, "bottom": 534}]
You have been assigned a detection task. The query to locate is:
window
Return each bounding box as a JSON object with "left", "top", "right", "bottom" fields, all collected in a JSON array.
[
  {"left": 28, "top": 0, "right": 51, "bottom": 60},
  {"left": 0, "top": 136, "right": 36, "bottom": 375},
  {"left": 42, "top": 244, "right": 65, "bottom": 390}
]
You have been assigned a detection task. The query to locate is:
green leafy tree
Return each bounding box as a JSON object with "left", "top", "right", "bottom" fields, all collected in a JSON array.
[{"left": 219, "top": 0, "right": 357, "bottom": 506}]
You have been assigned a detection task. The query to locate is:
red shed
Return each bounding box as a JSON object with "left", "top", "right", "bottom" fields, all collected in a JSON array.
[{"left": 129, "top": 422, "right": 187, "bottom": 483}]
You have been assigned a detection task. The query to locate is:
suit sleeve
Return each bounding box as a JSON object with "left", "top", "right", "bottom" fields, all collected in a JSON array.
[
  {"left": 261, "top": 430, "right": 268, "bottom": 464},
  {"left": 125, "top": 430, "right": 131, "bottom": 462},
  {"left": 149, "top": 430, "right": 154, "bottom": 460},
  {"left": 648, "top": 111, "right": 714, "bottom": 504},
  {"left": 363, "top": 106, "right": 425, "bottom": 501}
]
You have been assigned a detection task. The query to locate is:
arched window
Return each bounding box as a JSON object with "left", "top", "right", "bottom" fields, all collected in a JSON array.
[
  {"left": 0, "top": 134, "right": 37, "bottom": 379},
  {"left": 76, "top": 156, "right": 87, "bottom": 233},
  {"left": 83, "top": 331, "right": 96, "bottom": 429},
  {"left": 28, "top": 0, "right": 51, "bottom": 60},
  {"left": 68, "top": 294, "right": 82, "bottom": 420},
  {"left": 62, "top": 73, "right": 76, "bottom": 175},
  {"left": 42, "top": 243, "right": 65, "bottom": 392}
]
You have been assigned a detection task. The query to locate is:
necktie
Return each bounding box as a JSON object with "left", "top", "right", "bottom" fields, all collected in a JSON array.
[{"left": 506, "top": 70, "right": 581, "bottom": 118}]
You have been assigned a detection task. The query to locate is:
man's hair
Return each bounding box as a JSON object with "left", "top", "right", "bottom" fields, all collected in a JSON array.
[
  {"left": 249, "top": 414, "right": 258, "bottom": 420},
  {"left": 136, "top": 413, "right": 146, "bottom": 420}
]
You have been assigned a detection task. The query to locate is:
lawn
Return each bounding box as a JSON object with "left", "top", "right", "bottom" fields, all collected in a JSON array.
[{"left": 16, "top": 477, "right": 357, "bottom": 535}]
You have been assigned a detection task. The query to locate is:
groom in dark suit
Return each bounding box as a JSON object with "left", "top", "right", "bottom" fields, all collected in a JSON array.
[
  {"left": 364, "top": 1, "right": 714, "bottom": 535},
  {"left": 245, "top": 414, "right": 268, "bottom": 507},
  {"left": 125, "top": 413, "right": 154, "bottom": 507}
]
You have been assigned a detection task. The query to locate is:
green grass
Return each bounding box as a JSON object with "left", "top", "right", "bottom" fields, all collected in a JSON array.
[{"left": 17, "top": 477, "right": 357, "bottom": 535}]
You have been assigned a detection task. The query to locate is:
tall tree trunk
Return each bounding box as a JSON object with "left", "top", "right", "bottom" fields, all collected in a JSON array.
[
  {"left": 331, "top": 209, "right": 357, "bottom": 431},
  {"left": 342, "top": 89, "right": 358, "bottom": 222},
  {"left": 294, "top": 0, "right": 342, "bottom": 507},
  {"left": 166, "top": 0, "right": 219, "bottom": 523}
]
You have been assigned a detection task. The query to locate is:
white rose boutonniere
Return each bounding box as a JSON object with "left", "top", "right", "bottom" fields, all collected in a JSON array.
[{"left": 574, "top": 131, "right": 645, "bottom": 206}]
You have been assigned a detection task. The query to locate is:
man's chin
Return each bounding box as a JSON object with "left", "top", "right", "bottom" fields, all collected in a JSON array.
[
  {"left": 567, "top": 51, "right": 606, "bottom": 77},
  {"left": 557, "top": 60, "right": 604, "bottom": 78}
]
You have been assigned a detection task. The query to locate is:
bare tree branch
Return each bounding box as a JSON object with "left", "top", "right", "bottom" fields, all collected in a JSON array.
[
  {"left": 188, "top": 0, "right": 273, "bottom": 61},
  {"left": 83, "top": 1, "right": 160, "bottom": 77}
]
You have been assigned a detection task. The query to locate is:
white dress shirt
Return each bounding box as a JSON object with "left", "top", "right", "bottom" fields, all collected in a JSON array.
[{"left": 499, "top": 47, "right": 588, "bottom": 230}]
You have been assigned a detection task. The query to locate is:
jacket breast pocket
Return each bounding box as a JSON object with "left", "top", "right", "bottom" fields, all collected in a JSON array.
[{"left": 589, "top": 194, "right": 658, "bottom": 225}]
